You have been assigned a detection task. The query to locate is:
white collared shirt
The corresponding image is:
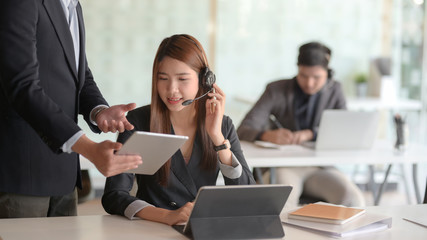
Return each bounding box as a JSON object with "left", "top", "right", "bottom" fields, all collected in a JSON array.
[
  {"left": 59, "top": 0, "right": 80, "bottom": 70},
  {"left": 58, "top": 0, "right": 88, "bottom": 154}
]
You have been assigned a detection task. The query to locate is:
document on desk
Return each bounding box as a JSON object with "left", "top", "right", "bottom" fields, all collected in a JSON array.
[
  {"left": 282, "top": 210, "right": 392, "bottom": 238},
  {"left": 254, "top": 140, "right": 281, "bottom": 149},
  {"left": 254, "top": 141, "right": 306, "bottom": 152},
  {"left": 403, "top": 215, "right": 427, "bottom": 228}
]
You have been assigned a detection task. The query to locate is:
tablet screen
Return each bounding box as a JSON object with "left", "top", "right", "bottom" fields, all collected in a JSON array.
[{"left": 116, "top": 131, "right": 188, "bottom": 175}]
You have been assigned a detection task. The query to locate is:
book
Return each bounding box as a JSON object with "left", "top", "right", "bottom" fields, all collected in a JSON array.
[
  {"left": 282, "top": 210, "right": 392, "bottom": 238},
  {"left": 288, "top": 203, "right": 366, "bottom": 225}
]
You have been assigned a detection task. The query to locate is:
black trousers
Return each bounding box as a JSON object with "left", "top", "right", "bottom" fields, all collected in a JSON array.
[{"left": 0, "top": 189, "right": 77, "bottom": 218}]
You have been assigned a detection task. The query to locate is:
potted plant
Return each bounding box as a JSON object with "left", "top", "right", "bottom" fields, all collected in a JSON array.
[{"left": 354, "top": 73, "right": 368, "bottom": 98}]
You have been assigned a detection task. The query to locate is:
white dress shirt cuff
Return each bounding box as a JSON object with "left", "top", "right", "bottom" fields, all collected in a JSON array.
[
  {"left": 89, "top": 105, "right": 109, "bottom": 126},
  {"left": 218, "top": 152, "right": 242, "bottom": 179},
  {"left": 124, "top": 200, "right": 154, "bottom": 220},
  {"left": 61, "top": 130, "right": 85, "bottom": 153}
]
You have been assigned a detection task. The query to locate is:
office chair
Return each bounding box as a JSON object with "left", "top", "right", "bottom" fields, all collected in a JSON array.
[
  {"left": 77, "top": 170, "right": 94, "bottom": 204},
  {"left": 299, "top": 193, "right": 325, "bottom": 205},
  {"left": 254, "top": 168, "right": 324, "bottom": 205}
]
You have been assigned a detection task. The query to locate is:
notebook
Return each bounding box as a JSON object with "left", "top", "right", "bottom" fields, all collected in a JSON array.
[
  {"left": 173, "top": 184, "right": 293, "bottom": 240},
  {"left": 283, "top": 203, "right": 391, "bottom": 238},
  {"left": 116, "top": 131, "right": 188, "bottom": 175},
  {"left": 303, "top": 110, "right": 379, "bottom": 150},
  {"left": 288, "top": 202, "right": 366, "bottom": 225}
]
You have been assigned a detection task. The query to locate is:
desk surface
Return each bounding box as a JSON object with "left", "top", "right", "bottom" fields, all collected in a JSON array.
[
  {"left": 0, "top": 204, "right": 426, "bottom": 240},
  {"left": 241, "top": 141, "right": 427, "bottom": 168}
]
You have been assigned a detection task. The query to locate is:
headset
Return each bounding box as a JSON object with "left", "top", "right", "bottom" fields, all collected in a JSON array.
[
  {"left": 180, "top": 35, "right": 216, "bottom": 106},
  {"left": 199, "top": 67, "right": 216, "bottom": 91}
]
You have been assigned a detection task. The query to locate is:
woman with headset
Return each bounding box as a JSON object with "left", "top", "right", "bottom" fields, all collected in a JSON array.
[
  {"left": 102, "top": 34, "right": 255, "bottom": 225},
  {"left": 237, "top": 42, "right": 365, "bottom": 209}
]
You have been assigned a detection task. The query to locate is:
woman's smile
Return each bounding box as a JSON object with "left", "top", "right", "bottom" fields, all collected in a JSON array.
[{"left": 167, "top": 97, "right": 183, "bottom": 105}]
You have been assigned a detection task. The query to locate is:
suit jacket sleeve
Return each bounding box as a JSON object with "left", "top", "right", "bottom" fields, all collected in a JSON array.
[
  {"left": 237, "top": 82, "right": 278, "bottom": 142},
  {"left": 223, "top": 116, "right": 256, "bottom": 185},
  {"left": 333, "top": 81, "right": 347, "bottom": 110},
  {"left": 79, "top": 57, "right": 109, "bottom": 133},
  {"left": 102, "top": 171, "right": 140, "bottom": 217}
]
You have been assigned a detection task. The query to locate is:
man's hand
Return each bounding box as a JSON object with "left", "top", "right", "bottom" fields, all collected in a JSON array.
[
  {"left": 72, "top": 135, "right": 142, "bottom": 177},
  {"left": 96, "top": 103, "right": 136, "bottom": 133},
  {"left": 261, "top": 128, "right": 295, "bottom": 145},
  {"left": 261, "top": 128, "right": 314, "bottom": 145}
]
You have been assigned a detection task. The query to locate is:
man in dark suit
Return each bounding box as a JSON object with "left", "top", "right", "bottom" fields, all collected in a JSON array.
[
  {"left": 237, "top": 42, "right": 365, "bottom": 209},
  {"left": 0, "top": 0, "right": 142, "bottom": 218}
]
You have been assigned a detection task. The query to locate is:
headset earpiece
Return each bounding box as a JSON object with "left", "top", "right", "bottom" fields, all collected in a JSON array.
[{"left": 199, "top": 67, "right": 216, "bottom": 90}]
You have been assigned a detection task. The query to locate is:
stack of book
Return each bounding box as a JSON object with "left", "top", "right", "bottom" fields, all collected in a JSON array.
[{"left": 282, "top": 202, "right": 392, "bottom": 238}]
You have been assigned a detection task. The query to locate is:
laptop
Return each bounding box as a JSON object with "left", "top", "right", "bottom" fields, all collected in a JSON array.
[
  {"left": 303, "top": 110, "right": 379, "bottom": 150},
  {"left": 173, "top": 184, "right": 292, "bottom": 240}
]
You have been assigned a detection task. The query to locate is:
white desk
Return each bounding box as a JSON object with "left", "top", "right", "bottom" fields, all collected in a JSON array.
[
  {"left": 79, "top": 141, "right": 427, "bottom": 168},
  {"left": 79, "top": 140, "right": 426, "bottom": 204},
  {"left": 234, "top": 95, "right": 423, "bottom": 112},
  {"left": 346, "top": 97, "right": 422, "bottom": 111},
  {"left": 241, "top": 141, "right": 427, "bottom": 204},
  {"left": 241, "top": 141, "right": 427, "bottom": 167},
  {"left": 0, "top": 204, "right": 426, "bottom": 240}
]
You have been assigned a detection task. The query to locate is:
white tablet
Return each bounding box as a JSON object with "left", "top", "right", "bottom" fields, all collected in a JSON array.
[{"left": 116, "top": 131, "right": 188, "bottom": 175}]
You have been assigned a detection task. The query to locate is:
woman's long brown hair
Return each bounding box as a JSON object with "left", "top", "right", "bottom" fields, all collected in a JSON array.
[{"left": 150, "top": 34, "right": 217, "bottom": 185}]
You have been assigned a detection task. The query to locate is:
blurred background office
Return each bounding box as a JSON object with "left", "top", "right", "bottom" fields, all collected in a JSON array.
[{"left": 78, "top": 0, "right": 426, "bottom": 207}]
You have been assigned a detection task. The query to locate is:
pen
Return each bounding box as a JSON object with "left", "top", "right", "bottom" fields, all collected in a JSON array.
[{"left": 269, "top": 114, "right": 284, "bottom": 129}]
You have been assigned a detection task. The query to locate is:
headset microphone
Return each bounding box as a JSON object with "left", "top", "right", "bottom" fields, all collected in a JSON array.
[
  {"left": 182, "top": 67, "right": 216, "bottom": 106},
  {"left": 182, "top": 88, "right": 213, "bottom": 106}
]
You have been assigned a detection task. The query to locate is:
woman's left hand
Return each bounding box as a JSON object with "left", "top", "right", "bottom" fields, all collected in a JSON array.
[
  {"left": 205, "top": 83, "right": 226, "bottom": 145},
  {"left": 292, "top": 129, "right": 314, "bottom": 144}
]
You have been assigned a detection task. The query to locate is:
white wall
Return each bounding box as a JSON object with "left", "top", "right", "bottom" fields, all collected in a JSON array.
[
  {"left": 215, "top": 0, "right": 384, "bottom": 123},
  {"left": 80, "top": 0, "right": 386, "bottom": 136}
]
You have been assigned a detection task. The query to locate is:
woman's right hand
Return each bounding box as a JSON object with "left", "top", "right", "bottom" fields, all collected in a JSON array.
[
  {"left": 136, "top": 201, "right": 194, "bottom": 226},
  {"left": 165, "top": 202, "right": 194, "bottom": 226}
]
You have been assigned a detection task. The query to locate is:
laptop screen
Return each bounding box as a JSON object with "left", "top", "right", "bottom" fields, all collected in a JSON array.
[{"left": 315, "top": 110, "right": 379, "bottom": 150}]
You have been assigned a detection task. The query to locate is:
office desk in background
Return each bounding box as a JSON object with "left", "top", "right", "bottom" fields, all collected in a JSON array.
[
  {"left": 345, "top": 97, "right": 422, "bottom": 111},
  {"left": 80, "top": 140, "right": 427, "bottom": 204},
  {"left": 241, "top": 141, "right": 427, "bottom": 167},
  {"left": 241, "top": 141, "right": 427, "bottom": 205},
  {"left": 235, "top": 95, "right": 423, "bottom": 112},
  {"left": 0, "top": 204, "right": 426, "bottom": 240}
]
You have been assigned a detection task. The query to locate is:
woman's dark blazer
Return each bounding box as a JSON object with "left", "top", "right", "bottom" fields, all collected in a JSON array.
[{"left": 102, "top": 105, "right": 255, "bottom": 215}]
